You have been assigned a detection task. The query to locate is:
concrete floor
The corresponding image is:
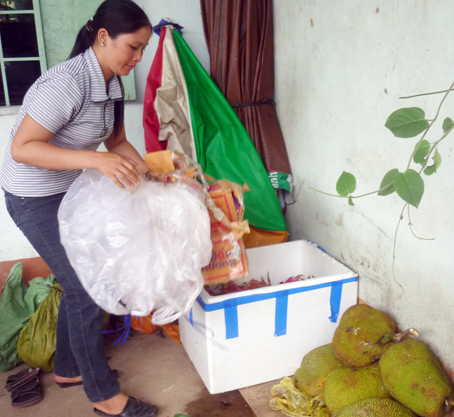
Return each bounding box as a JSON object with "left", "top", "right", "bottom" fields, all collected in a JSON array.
[
  {"left": 0, "top": 258, "right": 259, "bottom": 417},
  {"left": 2, "top": 259, "right": 453, "bottom": 417},
  {"left": 0, "top": 330, "right": 257, "bottom": 417}
]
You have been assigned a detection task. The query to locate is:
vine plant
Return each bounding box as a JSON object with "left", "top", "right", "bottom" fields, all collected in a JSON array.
[{"left": 311, "top": 82, "right": 454, "bottom": 293}]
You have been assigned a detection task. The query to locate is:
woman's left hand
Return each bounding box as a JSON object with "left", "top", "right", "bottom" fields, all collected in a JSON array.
[{"left": 95, "top": 151, "right": 140, "bottom": 189}]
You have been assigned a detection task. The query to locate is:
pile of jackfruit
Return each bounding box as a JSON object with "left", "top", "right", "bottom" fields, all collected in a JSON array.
[{"left": 269, "top": 304, "right": 454, "bottom": 417}]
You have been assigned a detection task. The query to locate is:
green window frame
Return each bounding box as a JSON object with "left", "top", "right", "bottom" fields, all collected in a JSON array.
[{"left": 0, "top": 0, "right": 47, "bottom": 107}]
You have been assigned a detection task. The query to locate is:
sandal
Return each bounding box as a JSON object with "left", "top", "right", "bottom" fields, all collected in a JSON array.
[
  {"left": 57, "top": 369, "right": 119, "bottom": 388},
  {"left": 11, "top": 377, "right": 44, "bottom": 408},
  {"left": 5, "top": 367, "right": 40, "bottom": 392},
  {"left": 94, "top": 396, "right": 158, "bottom": 417}
]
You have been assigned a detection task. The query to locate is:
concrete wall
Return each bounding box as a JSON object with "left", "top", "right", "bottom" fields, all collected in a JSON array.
[{"left": 274, "top": 0, "right": 454, "bottom": 369}]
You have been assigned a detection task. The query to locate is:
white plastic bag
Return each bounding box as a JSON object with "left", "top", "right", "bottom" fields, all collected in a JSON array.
[{"left": 58, "top": 169, "right": 212, "bottom": 325}]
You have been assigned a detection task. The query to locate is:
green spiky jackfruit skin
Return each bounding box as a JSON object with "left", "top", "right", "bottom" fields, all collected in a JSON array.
[
  {"left": 332, "top": 304, "right": 396, "bottom": 367},
  {"left": 334, "top": 398, "right": 417, "bottom": 417},
  {"left": 294, "top": 343, "right": 344, "bottom": 397},
  {"left": 324, "top": 363, "right": 391, "bottom": 414},
  {"left": 379, "top": 339, "right": 454, "bottom": 417}
]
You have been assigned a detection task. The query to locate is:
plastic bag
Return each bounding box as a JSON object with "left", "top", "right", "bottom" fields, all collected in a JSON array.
[
  {"left": 58, "top": 168, "right": 212, "bottom": 325},
  {"left": 0, "top": 263, "right": 54, "bottom": 371},
  {"left": 202, "top": 178, "right": 250, "bottom": 285},
  {"left": 269, "top": 377, "right": 330, "bottom": 417},
  {"left": 143, "top": 151, "right": 250, "bottom": 285},
  {"left": 131, "top": 312, "right": 181, "bottom": 344},
  {"left": 17, "top": 284, "right": 62, "bottom": 372}
]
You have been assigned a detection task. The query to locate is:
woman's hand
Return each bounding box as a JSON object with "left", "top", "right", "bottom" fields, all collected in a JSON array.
[{"left": 96, "top": 152, "right": 141, "bottom": 189}]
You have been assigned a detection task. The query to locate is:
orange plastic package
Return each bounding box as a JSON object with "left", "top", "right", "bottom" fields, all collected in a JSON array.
[
  {"left": 131, "top": 313, "right": 181, "bottom": 344},
  {"left": 202, "top": 178, "right": 250, "bottom": 285},
  {"left": 143, "top": 150, "right": 250, "bottom": 286}
]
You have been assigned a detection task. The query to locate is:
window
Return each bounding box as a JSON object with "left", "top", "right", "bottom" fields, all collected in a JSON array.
[{"left": 0, "top": 0, "right": 47, "bottom": 107}]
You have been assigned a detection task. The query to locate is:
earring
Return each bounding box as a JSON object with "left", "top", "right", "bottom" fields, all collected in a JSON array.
[{"left": 102, "top": 42, "right": 105, "bottom": 46}]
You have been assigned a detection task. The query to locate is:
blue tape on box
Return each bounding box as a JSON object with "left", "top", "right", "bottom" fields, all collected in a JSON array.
[
  {"left": 194, "top": 276, "right": 358, "bottom": 339},
  {"left": 329, "top": 281, "right": 343, "bottom": 323},
  {"left": 224, "top": 299, "right": 239, "bottom": 339},
  {"left": 274, "top": 291, "right": 289, "bottom": 336}
]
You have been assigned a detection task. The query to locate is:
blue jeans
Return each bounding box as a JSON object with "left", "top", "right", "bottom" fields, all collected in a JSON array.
[{"left": 4, "top": 190, "right": 120, "bottom": 403}]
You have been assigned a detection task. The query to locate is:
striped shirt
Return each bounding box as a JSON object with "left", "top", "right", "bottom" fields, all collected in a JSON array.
[{"left": 0, "top": 47, "right": 123, "bottom": 197}]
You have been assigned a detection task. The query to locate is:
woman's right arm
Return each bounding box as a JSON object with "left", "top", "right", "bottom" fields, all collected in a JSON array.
[{"left": 11, "top": 114, "right": 140, "bottom": 189}]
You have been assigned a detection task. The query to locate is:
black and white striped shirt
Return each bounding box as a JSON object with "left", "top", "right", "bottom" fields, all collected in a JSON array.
[{"left": 0, "top": 47, "right": 123, "bottom": 197}]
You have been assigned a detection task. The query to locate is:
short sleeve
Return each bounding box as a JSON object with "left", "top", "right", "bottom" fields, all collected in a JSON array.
[{"left": 26, "top": 73, "right": 83, "bottom": 134}]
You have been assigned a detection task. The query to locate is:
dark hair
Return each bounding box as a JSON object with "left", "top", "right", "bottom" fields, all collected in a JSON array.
[{"left": 69, "top": 0, "right": 151, "bottom": 137}]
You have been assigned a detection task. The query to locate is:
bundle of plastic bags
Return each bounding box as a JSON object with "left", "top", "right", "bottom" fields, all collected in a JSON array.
[
  {"left": 269, "top": 377, "right": 330, "bottom": 417},
  {"left": 58, "top": 159, "right": 212, "bottom": 325},
  {"left": 0, "top": 263, "right": 54, "bottom": 371},
  {"left": 17, "top": 283, "right": 62, "bottom": 372}
]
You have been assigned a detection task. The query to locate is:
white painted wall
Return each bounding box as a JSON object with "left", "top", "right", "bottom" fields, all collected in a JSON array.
[
  {"left": 274, "top": 0, "right": 454, "bottom": 369},
  {"left": 0, "top": 0, "right": 209, "bottom": 262},
  {"left": 0, "top": 114, "right": 40, "bottom": 261}
]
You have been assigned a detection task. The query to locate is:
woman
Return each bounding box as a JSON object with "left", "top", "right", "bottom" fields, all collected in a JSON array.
[{"left": 1, "top": 1, "right": 158, "bottom": 416}]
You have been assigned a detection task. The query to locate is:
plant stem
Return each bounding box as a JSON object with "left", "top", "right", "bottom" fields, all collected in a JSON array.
[
  {"left": 399, "top": 87, "right": 454, "bottom": 99},
  {"left": 391, "top": 204, "right": 406, "bottom": 300},
  {"left": 310, "top": 181, "right": 394, "bottom": 199},
  {"left": 407, "top": 205, "right": 434, "bottom": 240},
  {"left": 417, "top": 125, "right": 454, "bottom": 174},
  {"left": 308, "top": 188, "right": 344, "bottom": 198},
  {"left": 406, "top": 80, "right": 454, "bottom": 170}
]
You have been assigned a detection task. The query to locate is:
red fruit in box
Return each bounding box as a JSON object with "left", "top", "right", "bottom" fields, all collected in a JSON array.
[{"left": 222, "top": 281, "right": 241, "bottom": 293}]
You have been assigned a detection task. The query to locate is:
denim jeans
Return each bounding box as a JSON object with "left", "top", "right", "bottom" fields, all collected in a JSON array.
[{"left": 4, "top": 190, "right": 120, "bottom": 403}]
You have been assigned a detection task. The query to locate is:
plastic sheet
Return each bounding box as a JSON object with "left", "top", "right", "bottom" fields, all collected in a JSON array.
[
  {"left": 201, "top": 177, "right": 250, "bottom": 285},
  {"left": 0, "top": 263, "right": 54, "bottom": 371},
  {"left": 17, "top": 284, "right": 62, "bottom": 372},
  {"left": 269, "top": 377, "right": 330, "bottom": 417},
  {"left": 58, "top": 169, "right": 212, "bottom": 325}
]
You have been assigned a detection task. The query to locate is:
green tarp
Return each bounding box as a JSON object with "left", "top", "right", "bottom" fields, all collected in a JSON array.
[{"left": 173, "top": 30, "right": 287, "bottom": 233}]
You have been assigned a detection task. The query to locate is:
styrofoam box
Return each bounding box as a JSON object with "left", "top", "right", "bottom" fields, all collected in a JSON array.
[{"left": 179, "top": 239, "right": 358, "bottom": 394}]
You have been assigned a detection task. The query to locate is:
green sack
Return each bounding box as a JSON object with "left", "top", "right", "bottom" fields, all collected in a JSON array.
[
  {"left": 17, "top": 283, "right": 62, "bottom": 372},
  {"left": 0, "top": 263, "right": 54, "bottom": 372}
]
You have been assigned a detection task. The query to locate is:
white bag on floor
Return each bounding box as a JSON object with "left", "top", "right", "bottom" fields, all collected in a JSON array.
[{"left": 58, "top": 169, "right": 212, "bottom": 325}]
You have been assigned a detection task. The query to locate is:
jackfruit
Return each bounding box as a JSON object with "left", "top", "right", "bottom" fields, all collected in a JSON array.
[
  {"left": 334, "top": 398, "right": 416, "bottom": 417},
  {"left": 324, "top": 363, "right": 391, "bottom": 414},
  {"left": 332, "top": 304, "right": 396, "bottom": 367},
  {"left": 379, "top": 338, "right": 454, "bottom": 417},
  {"left": 294, "top": 343, "right": 344, "bottom": 397}
]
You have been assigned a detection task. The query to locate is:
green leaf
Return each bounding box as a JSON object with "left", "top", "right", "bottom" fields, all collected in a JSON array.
[
  {"left": 348, "top": 196, "right": 354, "bottom": 206},
  {"left": 424, "top": 149, "right": 442, "bottom": 175},
  {"left": 336, "top": 171, "right": 356, "bottom": 196},
  {"left": 442, "top": 117, "right": 454, "bottom": 132},
  {"left": 413, "top": 140, "right": 430, "bottom": 164},
  {"left": 393, "top": 169, "right": 424, "bottom": 208},
  {"left": 385, "top": 107, "right": 429, "bottom": 138},
  {"left": 378, "top": 168, "right": 399, "bottom": 196}
]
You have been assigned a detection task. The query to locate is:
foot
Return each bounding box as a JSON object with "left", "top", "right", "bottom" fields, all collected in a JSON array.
[
  {"left": 53, "top": 374, "right": 82, "bottom": 384},
  {"left": 94, "top": 392, "right": 129, "bottom": 415},
  {"left": 54, "top": 370, "right": 119, "bottom": 388}
]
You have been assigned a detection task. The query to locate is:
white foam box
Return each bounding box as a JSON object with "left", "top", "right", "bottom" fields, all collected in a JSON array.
[{"left": 179, "top": 239, "right": 358, "bottom": 394}]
